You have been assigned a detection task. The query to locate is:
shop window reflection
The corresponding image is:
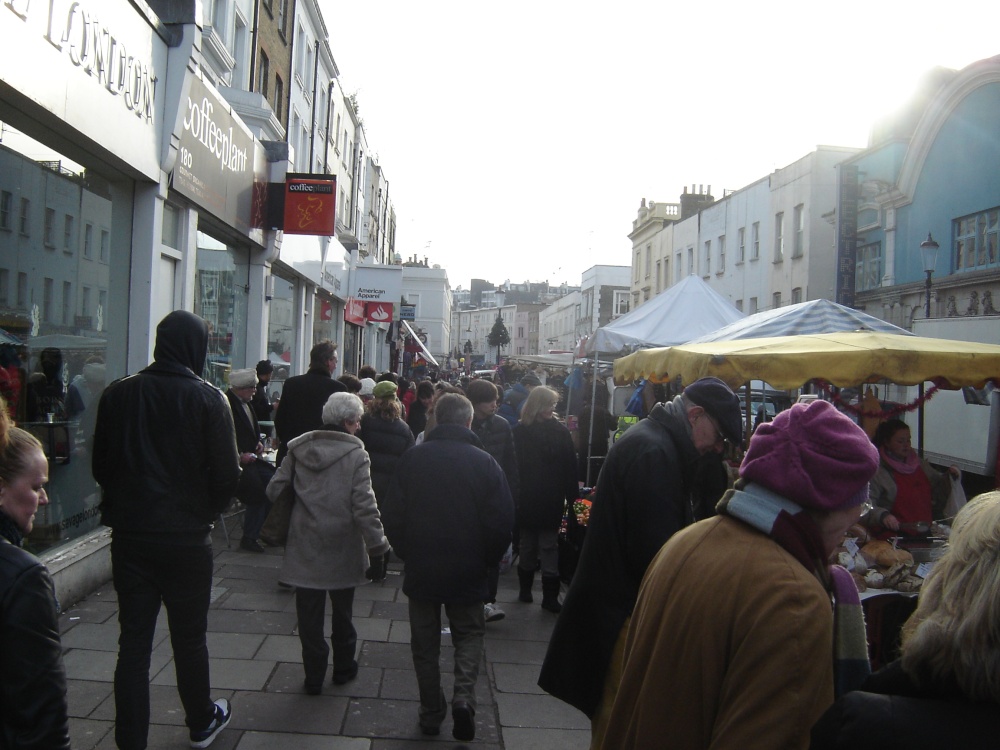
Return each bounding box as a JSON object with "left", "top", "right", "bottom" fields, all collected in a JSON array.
[{"left": 194, "top": 231, "right": 248, "bottom": 389}]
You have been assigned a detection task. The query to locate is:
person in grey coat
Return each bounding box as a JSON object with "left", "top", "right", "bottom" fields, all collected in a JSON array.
[{"left": 266, "top": 392, "right": 391, "bottom": 694}]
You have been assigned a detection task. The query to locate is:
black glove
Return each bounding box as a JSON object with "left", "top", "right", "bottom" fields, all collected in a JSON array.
[{"left": 365, "top": 550, "right": 390, "bottom": 582}]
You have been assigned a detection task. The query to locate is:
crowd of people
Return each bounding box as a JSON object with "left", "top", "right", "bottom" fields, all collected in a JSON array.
[{"left": 5, "top": 312, "right": 1000, "bottom": 749}]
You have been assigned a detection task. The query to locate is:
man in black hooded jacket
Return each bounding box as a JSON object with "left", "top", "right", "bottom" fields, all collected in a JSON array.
[{"left": 93, "top": 310, "right": 241, "bottom": 750}]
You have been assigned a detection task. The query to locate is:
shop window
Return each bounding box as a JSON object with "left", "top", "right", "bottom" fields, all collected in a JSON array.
[
  {"left": 194, "top": 231, "right": 248, "bottom": 389},
  {"left": 266, "top": 272, "right": 295, "bottom": 391},
  {"left": 161, "top": 202, "right": 181, "bottom": 249}
]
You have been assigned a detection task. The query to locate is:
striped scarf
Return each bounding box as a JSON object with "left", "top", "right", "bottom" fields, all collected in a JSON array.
[{"left": 717, "top": 483, "right": 870, "bottom": 697}]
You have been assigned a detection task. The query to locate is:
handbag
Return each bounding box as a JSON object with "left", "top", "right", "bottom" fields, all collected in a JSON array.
[{"left": 259, "top": 455, "right": 295, "bottom": 546}]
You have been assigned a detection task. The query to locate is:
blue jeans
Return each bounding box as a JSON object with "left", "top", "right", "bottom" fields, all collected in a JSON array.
[{"left": 111, "top": 537, "right": 216, "bottom": 750}]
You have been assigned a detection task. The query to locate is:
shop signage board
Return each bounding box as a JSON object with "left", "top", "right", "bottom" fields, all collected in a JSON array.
[
  {"left": 283, "top": 174, "right": 336, "bottom": 235},
  {"left": 365, "top": 302, "right": 393, "bottom": 323},
  {"left": 0, "top": 0, "right": 164, "bottom": 179},
  {"left": 344, "top": 297, "right": 366, "bottom": 325},
  {"left": 350, "top": 265, "right": 402, "bottom": 304},
  {"left": 400, "top": 305, "right": 416, "bottom": 321},
  {"left": 172, "top": 70, "right": 267, "bottom": 242}
]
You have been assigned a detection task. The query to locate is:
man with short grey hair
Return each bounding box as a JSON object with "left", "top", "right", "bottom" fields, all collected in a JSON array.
[{"left": 382, "top": 393, "right": 514, "bottom": 742}]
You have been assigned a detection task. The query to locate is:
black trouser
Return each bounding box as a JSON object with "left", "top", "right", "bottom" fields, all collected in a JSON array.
[
  {"left": 294, "top": 586, "right": 357, "bottom": 687},
  {"left": 111, "top": 537, "right": 216, "bottom": 750}
]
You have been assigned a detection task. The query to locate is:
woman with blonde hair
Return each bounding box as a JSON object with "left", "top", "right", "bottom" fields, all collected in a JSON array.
[
  {"left": 0, "top": 397, "right": 70, "bottom": 747},
  {"left": 512, "top": 386, "right": 578, "bottom": 613},
  {"left": 812, "top": 489, "right": 1000, "bottom": 748}
]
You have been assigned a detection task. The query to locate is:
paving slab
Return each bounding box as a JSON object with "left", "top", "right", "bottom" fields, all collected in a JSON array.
[
  {"left": 207, "top": 608, "right": 299, "bottom": 635},
  {"left": 236, "top": 731, "right": 372, "bottom": 750},
  {"left": 151, "top": 656, "right": 277, "bottom": 691},
  {"left": 88, "top": 683, "right": 195, "bottom": 725},
  {"left": 483, "top": 639, "right": 549, "bottom": 666},
  {"left": 380, "top": 667, "right": 493, "bottom": 706},
  {"left": 229, "top": 691, "right": 349, "bottom": 734},
  {"left": 343, "top": 697, "right": 501, "bottom": 744},
  {"left": 267, "top": 661, "right": 382, "bottom": 698},
  {"left": 499, "top": 727, "right": 591, "bottom": 749},
  {"left": 62, "top": 646, "right": 171, "bottom": 683},
  {"left": 66, "top": 679, "right": 113, "bottom": 717},
  {"left": 491, "top": 664, "right": 545, "bottom": 695},
  {"left": 495, "top": 693, "right": 589, "bottom": 730}
]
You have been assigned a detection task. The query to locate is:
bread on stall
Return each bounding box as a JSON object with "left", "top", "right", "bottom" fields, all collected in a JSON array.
[{"left": 860, "top": 540, "right": 914, "bottom": 567}]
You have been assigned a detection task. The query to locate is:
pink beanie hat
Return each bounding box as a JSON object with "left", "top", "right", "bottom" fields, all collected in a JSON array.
[{"left": 740, "top": 399, "right": 879, "bottom": 511}]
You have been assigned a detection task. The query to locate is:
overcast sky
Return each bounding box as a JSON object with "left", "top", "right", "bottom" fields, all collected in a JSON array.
[{"left": 323, "top": 0, "right": 997, "bottom": 291}]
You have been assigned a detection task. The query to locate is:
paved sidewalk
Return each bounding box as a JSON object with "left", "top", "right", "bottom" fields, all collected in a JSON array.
[{"left": 59, "top": 525, "right": 591, "bottom": 749}]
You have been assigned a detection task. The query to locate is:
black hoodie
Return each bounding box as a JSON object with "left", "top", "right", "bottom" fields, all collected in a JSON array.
[{"left": 92, "top": 311, "right": 241, "bottom": 541}]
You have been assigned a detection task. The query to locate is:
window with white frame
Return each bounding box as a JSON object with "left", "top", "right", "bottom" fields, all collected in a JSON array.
[
  {"left": 751, "top": 222, "right": 759, "bottom": 260},
  {"left": 704, "top": 240, "right": 711, "bottom": 276},
  {"left": 954, "top": 207, "right": 999, "bottom": 271},
  {"left": 687, "top": 247, "right": 694, "bottom": 274},
  {"left": 634, "top": 250, "right": 640, "bottom": 282},
  {"left": 792, "top": 287, "right": 802, "bottom": 304},
  {"left": 793, "top": 204, "right": 804, "bottom": 257},
  {"left": 42, "top": 277, "right": 53, "bottom": 321},
  {"left": 738, "top": 226, "right": 745, "bottom": 262},
  {"left": 612, "top": 291, "right": 629, "bottom": 316},
  {"left": 718, "top": 235, "right": 726, "bottom": 273},
  {"left": 749, "top": 296, "right": 758, "bottom": 314},
  {"left": 735, "top": 299, "right": 743, "bottom": 312},
  {"left": 645, "top": 244, "right": 652, "bottom": 278},
  {"left": 100, "top": 229, "right": 109, "bottom": 262},
  {"left": 655, "top": 260, "right": 661, "bottom": 292},
  {"left": 855, "top": 241, "right": 883, "bottom": 292},
  {"left": 772, "top": 291, "right": 781, "bottom": 309},
  {"left": 84, "top": 223, "right": 93, "bottom": 258},
  {"left": 63, "top": 214, "right": 73, "bottom": 251},
  {"left": 81, "top": 286, "right": 91, "bottom": 317},
  {"left": 774, "top": 212, "right": 784, "bottom": 262}
]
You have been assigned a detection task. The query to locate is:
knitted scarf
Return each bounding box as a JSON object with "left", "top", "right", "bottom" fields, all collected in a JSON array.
[
  {"left": 880, "top": 445, "right": 921, "bottom": 475},
  {"left": 717, "top": 483, "right": 870, "bottom": 697}
]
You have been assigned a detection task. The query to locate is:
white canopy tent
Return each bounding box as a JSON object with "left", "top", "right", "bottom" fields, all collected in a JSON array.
[{"left": 586, "top": 274, "right": 744, "bottom": 355}]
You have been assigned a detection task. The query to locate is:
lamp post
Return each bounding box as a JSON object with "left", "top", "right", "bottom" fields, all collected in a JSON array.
[{"left": 920, "top": 232, "right": 940, "bottom": 318}]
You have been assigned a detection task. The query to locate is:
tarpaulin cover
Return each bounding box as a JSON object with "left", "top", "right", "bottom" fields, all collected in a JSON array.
[
  {"left": 685, "top": 298, "right": 913, "bottom": 343},
  {"left": 613, "top": 330, "right": 1000, "bottom": 390},
  {"left": 586, "top": 275, "right": 744, "bottom": 354}
]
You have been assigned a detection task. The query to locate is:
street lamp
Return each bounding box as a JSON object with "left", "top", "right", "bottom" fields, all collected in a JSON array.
[{"left": 920, "top": 232, "right": 940, "bottom": 318}]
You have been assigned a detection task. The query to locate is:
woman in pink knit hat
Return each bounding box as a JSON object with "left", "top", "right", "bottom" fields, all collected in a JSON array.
[{"left": 599, "top": 398, "right": 879, "bottom": 750}]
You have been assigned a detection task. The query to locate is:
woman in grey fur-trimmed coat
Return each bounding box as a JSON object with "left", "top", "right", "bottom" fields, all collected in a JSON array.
[{"left": 266, "top": 392, "right": 390, "bottom": 693}]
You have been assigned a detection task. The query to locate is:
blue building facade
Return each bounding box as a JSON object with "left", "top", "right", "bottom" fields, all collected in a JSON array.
[{"left": 841, "top": 55, "right": 1000, "bottom": 328}]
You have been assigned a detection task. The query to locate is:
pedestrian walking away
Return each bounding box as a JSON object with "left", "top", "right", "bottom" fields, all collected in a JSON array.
[{"left": 382, "top": 393, "right": 514, "bottom": 742}]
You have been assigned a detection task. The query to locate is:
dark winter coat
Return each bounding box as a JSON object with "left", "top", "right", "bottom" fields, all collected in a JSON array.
[
  {"left": 357, "top": 414, "right": 415, "bottom": 503},
  {"left": 471, "top": 413, "right": 520, "bottom": 502},
  {"left": 498, "top": 383, "right": 529, "bottom": 426},
  {"left": 406, "top": 399, "right": 428, "bottom": 439},
  {"left": 810, "top": 659, "right": 1000, "bottom": 750},
  {"left": 381, "top": 423, "right": 514, "bottom": 603},
  {"left": 93, "top": 311, "right": 241, "bottom": 540},
  {"left": 512, "top": 418, "right": 577, "bottom": 529},
  {"left": 538, "top": 398, "right": 701, "bottom": 717},
  {"left": 0, "top": 529, "right": 70, "bottom": 750},
  {"left": 273, "top": 367, "right": 346, "bottom": 463}
]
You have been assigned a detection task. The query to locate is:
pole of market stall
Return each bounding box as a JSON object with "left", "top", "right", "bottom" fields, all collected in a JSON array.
[
  {"left": 585, "top": 353, "right": 600, "bottom": 487},
  {"left": 917, "top": 382, "right": 925, "bottom": 457}
]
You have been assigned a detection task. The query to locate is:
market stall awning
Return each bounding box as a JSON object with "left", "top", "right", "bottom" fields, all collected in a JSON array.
[
  {"left": 401, "top": 319, "right": 439, "bottom": 367},
  {"left": 613, "top": 330, "right": 1000, "bottom": 390}
]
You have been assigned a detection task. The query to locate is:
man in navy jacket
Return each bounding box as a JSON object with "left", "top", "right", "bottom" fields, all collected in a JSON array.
[{"left": 382, "top": 393, "right": 514, "bottom": 742}]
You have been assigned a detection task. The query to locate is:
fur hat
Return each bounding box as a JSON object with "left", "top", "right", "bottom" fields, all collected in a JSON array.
[
  {"left": 373, "top": 380, "right": 398, "bottom": 400},
  {"left": 740, "top": 399, "right": 879, "bottom": 511},
  {"left": 359, "top": 377, "right": 377, "bottom": 397},
  {"left": 683, "top": 377, "right": 743, "bottom": 445},
  {"left": 229, "top": 368, "right": 258, "bottom": 388}
]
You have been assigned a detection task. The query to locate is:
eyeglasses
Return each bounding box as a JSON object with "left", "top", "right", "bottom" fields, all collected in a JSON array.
[
  {"left": 858, "top": 499, "right": 874, "bottom": 517},
  {"left": 701, "top": 415, "right": 729, "bottom": 448}
]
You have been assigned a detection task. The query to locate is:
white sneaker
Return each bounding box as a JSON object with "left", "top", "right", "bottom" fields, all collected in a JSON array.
[
  {"left": 189, "top": 698, "right": 232, "bottom": 748},
  {"left": 483, "top": 602, "right": 505, "bottom": 622}
]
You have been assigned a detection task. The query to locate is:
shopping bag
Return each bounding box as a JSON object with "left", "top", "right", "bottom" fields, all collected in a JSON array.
[
  {"left": 498, "top": 543, "right": 514, "bottom": 575},
  {"left": 943, "top": 475, "right": 967, "bottom": 518},
  {"left": 259, "top": 456, "right": 294, "bottom": 546}
]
